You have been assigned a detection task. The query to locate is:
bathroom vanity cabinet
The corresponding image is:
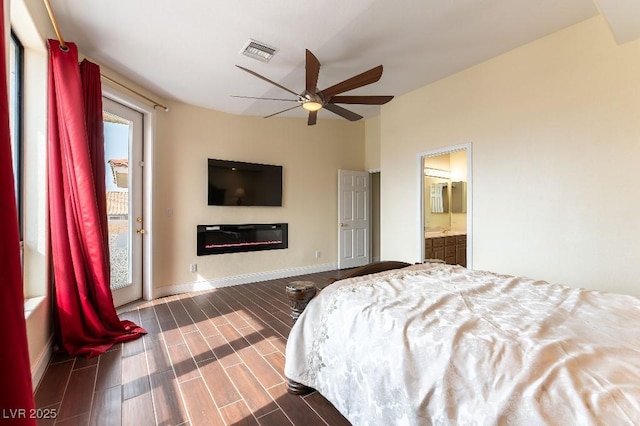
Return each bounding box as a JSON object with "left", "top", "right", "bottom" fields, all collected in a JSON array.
[{"left": 425, "top": 234, "right": 466, "bottom": 267}]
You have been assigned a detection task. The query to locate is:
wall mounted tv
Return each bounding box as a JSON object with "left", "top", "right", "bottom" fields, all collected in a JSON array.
[{"left": 207, "top": 158, "right": 283, "bottom": 206}]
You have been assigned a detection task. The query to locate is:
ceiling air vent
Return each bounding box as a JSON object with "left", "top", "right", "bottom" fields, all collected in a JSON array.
[{"left": 240, "top": 39, "right": 278, "bottom": 63}]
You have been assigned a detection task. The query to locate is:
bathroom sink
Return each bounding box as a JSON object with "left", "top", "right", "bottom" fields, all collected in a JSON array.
[{"left": 424, "top": 230, "right": 464, "bottom": 238}]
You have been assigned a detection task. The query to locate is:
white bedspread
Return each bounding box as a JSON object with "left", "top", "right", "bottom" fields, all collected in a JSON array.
[{"left": 285, "top": 263, "right": 640, "bottom": 425}]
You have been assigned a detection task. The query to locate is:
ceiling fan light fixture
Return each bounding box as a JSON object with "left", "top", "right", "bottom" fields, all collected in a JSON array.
[
  {"left": 302, "top": 101, "right": 323, "bottom": 112},
  {"left": 234, "top": 49, "right": 392, "bottom": 125}
]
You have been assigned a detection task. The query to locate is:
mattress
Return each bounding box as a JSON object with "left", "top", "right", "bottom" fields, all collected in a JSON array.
[{"left": 285, "top": 263, "right": 640, "bottom": 425}]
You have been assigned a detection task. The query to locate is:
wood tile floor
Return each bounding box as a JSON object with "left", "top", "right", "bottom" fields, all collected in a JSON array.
[{"left": 34, "top": 270, "right": 352, "bottom": 425}]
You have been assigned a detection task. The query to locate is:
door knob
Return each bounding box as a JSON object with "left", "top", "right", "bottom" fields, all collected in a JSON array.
[
  {"left": 339, "top": 222, "right": 347, "bottom": 227},
  {"left": 136, "top": 228, "right": 146, "bottom": 234}
]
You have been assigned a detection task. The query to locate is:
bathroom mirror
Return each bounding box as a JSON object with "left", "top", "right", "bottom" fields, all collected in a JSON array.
[
  {"left": 425, "top": 176, "right": 451, "bottom": 231},
  {"left": 429, "top": 182, "right": 449, "bottom": 214},
  {"left": 428, "top": 180, "right": 466, "bottom": 214},
  {"left": 430, "top": 181, "right": 449, "bottom": 214}
]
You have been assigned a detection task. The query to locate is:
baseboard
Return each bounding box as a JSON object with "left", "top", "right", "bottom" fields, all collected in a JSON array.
[
  {"left": 154, "top": 262, "right": 338, "bottom": 298},
  {"left": 31, "top": 335, "right": 53, "bottom": 390}
]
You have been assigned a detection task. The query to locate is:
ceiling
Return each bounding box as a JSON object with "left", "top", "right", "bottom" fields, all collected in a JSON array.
[{"left": 48, "top": 0, "right": 639, "bottom": 121}]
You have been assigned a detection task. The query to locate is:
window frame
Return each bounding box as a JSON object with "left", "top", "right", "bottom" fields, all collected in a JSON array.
[{"left": 9, "top": 29, "right": 24, "bottom": 241}]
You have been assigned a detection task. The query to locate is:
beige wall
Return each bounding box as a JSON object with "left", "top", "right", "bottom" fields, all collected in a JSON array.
[
  {"left": 364, "top": 114, "right": 381, "bottom": 170},
  {"left": 379, "top": 15, "right": 640, "bottom": 296},
  {"left": 154, "top": 102, "right": 364, "bottom": 292}
]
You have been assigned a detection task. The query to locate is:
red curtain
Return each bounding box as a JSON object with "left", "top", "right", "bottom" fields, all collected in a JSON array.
[
  {"left": 48, "top": 40, "right": 145, "bottom": 357},
  {"left": 0, "top": 1, "right": 36, "bottom": 422},
  {"left": 80, "top": 60, "right": 111, "bottom": 272}
]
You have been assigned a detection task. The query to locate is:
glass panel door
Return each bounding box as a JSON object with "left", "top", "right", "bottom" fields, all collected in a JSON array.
[{"left": 103, "top": 97, "right": 143, "bottom": 307}]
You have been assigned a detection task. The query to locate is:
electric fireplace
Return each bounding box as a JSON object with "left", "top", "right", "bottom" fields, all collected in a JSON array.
[{"left": 197, "top": 223, "right": 288, "bottom": 256}]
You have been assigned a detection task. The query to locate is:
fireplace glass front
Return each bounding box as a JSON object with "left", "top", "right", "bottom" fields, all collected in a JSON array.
[{"left": 197, "top": 223, "right": 288, "bottom": 256}]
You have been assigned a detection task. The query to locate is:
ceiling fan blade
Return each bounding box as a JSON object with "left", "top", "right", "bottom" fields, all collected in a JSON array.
[
  {"left": 329, "top": 95, "right": 394, "bottom": 105},
  {"left": 306, "top": 49, "right": 321, "bottom": 94},
  {"left": 323, "top": 103, "right": 363, "bottom": 122},
  {"left": 321, "top": 65, "right": 383, "bottom": 99},
  {"left": 231, "top": 95, "right": 298, "bottom": 102},
  {"left": 308, "top": 110, "right": 318, "bottom": 126},
  {"left": 236, "top": 65, "right": 299, "bottom": 97},
  {"left": 264, "top": 105, "right": 301, "bottom": 119}
]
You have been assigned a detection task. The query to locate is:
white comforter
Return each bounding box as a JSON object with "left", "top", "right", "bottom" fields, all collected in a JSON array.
[{"left": 285, "top": 263, "right": 640, "bottom": 425}]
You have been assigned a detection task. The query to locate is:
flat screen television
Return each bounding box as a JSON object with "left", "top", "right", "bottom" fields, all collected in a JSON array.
[{"left": 207, "top": 158, "right": 283, "bottom": 206}]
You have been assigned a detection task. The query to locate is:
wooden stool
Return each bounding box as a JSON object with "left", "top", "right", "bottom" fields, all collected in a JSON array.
[
  {"left": 285, "top": 280, "right": 317, "bottom": 396},
  {"left": 285, "top": 281, "right": 317, "bottom": 326}
]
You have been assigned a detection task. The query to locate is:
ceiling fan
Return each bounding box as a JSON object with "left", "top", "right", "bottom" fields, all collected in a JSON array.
[{"left": 234, "top": 49, "right": 394, "bottom": 126}]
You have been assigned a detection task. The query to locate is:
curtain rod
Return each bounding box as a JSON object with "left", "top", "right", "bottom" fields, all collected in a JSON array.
[
  {"left": 100, "top": 74, "right": 169, "bottom": 111},
  {"left": 43, "top": 0, "right": 67, "bottom": 50},
  {"left": 43, "top": 0, "right": 169, "bottom": 112}
]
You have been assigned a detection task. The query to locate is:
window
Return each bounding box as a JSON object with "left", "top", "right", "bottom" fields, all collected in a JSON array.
[{"left": 9, "top": 30, "right": 24, "bottom": 240}]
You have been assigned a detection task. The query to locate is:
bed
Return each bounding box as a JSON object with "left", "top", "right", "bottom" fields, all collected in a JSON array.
[{"left": 284, "top": 261, "right": 640, "bottom": 425}]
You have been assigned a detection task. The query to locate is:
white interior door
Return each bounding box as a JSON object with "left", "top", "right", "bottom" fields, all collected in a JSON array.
[
  {"left": 338, "top": 170, "right": 370, "bottom": 269},
  {"left": 103, "top": 97, "right": 144, "bottom": 307}
]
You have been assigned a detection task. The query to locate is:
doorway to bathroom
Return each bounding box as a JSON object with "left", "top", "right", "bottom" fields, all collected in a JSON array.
[{"left": 419, "top": 143, "right": 472, "bottom": 267}]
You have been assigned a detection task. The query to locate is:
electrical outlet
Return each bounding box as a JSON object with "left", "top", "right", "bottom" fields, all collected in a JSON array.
[
  {"left": 189, "top": 263, "right": 197, "bottom": 273},
  {"left": 315, "top": 250, "right": 321, "bottom": 258}
]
